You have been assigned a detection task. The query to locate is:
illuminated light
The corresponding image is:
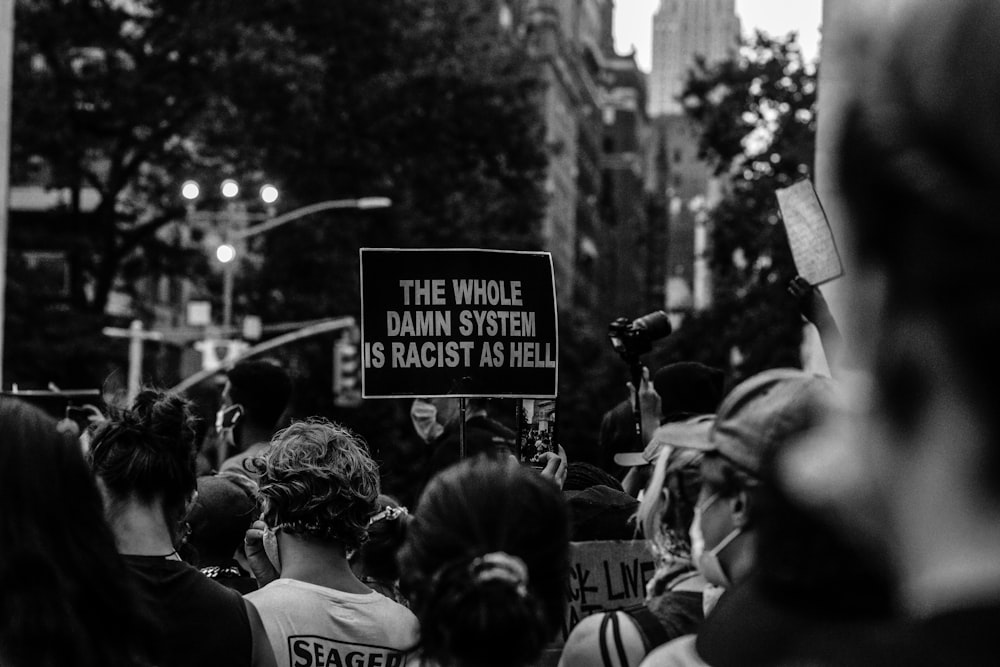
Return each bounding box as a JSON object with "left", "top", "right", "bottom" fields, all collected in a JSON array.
[
  {"left": 357, "top": 196, "right": 392, "bottom": 209},
  {"left": 221, "top": 179, "right": 239, "bottom": 198},
  {"left": 216, "top": 244, "right": 236, "bottom": 263},
  {"left": 181, "top": 180, "right": 200, "bottom": 200},
  {"left": 260, "top": 184, "right": 279, "bottom": 204}
]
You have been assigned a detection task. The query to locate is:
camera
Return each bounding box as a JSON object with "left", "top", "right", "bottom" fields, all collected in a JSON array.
[{"left": 608, "top": 311, "right": 673, "bottom": 363}]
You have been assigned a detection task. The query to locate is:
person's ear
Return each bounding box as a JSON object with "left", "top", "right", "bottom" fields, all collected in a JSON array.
[{"left": 730, "top": 489, "right": 752, "bottom": 529}]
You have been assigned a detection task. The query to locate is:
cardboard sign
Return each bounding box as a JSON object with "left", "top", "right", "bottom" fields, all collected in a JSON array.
[
  {"left": 360, "top": 248, "right": 558, "bottom": 398},
  {"left": 561, "top": 540, "right": 657, "bottom": 642},
  {"left": 776, "top": 179, "right": 844, "bottom": 286}
]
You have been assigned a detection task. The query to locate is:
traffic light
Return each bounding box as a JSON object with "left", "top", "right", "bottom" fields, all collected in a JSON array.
[
  {"left": 195, "top": 338, "right": 249, "bottom": 371},
  {"left": 333, "top": 335, "right": 361, "bottom": 407}
]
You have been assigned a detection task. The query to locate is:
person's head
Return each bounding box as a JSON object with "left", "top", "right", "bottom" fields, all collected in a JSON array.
[
  {"left": 350, "top": 494, "right": 409, "bottom": 583},
  {"left": 681, "top": 370, "right": 834, "bottom": 589},
  {"left": 635, "top": 416, "right": 713, "bottom": 563},
  {"left": 788, "top": 0, "right": 1000, "bottom": 575},
  {"left": 222, "top": 359, "right": 292, "bottom": 437},
  {"left": 186, "top": 473, "right": 258, "bottom": 567},
  {"left": 398, "top": 457, "right": 570, "bottom": 667},
  {"left": 0, "top": 398, "right": 151, "bottom": 667},
  {"left": 88, "top": 390, "right": 199, "bottom": 544},
  {"left": 251, "top": 418, "right": 379, "bottom": 551},
  {"left": 652, "top": 362, "right": 726, "bottom": 422},
  {"left": 563, "top": 462, "right": 625, "bottom": 492}
]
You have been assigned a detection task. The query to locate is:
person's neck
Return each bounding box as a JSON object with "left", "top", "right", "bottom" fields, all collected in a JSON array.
[
  {"left": 110, "top": 499, "right": 177, "bottom": 557},
  {"left": 277, "top": 533, "right": 372, "bottom": 594}
]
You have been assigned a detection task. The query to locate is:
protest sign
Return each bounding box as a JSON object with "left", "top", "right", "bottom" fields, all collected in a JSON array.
[
  {"left": 560, "top": 540, "right": 657, "bottom": 643},
  {"left": 776, "top": 179, "right": 844, "bottom": 286},
  {"left": 360, "top": 248, "right": 558, "bottom": 398}
]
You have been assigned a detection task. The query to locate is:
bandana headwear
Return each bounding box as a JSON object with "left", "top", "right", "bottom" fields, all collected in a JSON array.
[
  {"left": 367, "top": 505, "right": 409, "bottom": 527},
  {"left": 469, "top": 552, "right": 529, "bottom": 597}
]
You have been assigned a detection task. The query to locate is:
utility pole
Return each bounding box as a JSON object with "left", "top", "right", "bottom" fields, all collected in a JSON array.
[
  {"left": 0, "top": 0, "right": 16, "bottom": 388},
  {"left": 102, "top": 320, "right": 163, "bottom": 403}
]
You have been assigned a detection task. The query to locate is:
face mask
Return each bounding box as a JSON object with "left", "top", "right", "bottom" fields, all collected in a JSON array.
[
  {"left": 263, "top": 526, "right": 281, "bottom": 574},
  {"left": 689, "top": 493, "right": 742, "bottom": 588},
  {"left": 410, "top": 399, "right": 444, "bottom": 443}
]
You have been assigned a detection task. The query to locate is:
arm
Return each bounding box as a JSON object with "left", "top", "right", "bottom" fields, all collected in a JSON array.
[
  {"left": 788, "top": 276, "right": 842, "bottom": 369},
  {"left": 628, "top": 366, "right": 661, "bottom": 447}
]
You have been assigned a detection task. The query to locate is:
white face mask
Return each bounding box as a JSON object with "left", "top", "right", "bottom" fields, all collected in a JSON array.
[
  {"left": 410, "top": 399, "right": 444, "bottom": 443},
  {"left": 263, "top": 526, "right": 281, "bottom": 574},
  {"left": 689, "top": 493, "right": 741, "bottom": 588}
]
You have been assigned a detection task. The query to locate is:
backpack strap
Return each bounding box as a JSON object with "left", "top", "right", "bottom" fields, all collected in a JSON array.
[{"left": 598, "top": 612, "right": 632, "bottom": 667}]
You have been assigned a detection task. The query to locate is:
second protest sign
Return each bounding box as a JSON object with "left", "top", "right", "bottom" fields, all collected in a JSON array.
[{"left": 360, "top": 248, "right": 558, "bottom": 398}]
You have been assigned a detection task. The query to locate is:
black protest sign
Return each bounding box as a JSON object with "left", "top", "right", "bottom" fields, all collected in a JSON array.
[{"left": 360, "top": 248, "right": 558, "bottom": 398}]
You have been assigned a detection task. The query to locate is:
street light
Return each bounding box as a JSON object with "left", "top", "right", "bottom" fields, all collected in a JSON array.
[
  {"left": 220, "top": 179, "right": 239, "bottom": 199},
  {"left": 212, "top": 197, "right": 392, "bottom": 331},
  {"left": 181, "top": 180, "right": 200, "bottom": 200},
  {"left": 216, "top": 243, "right": 236, "bottom": 264},
  {"left": 260, "top": 184, "right": 279, "bottom": 204}
]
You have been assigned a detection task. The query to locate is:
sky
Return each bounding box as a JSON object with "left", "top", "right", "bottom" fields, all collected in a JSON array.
[{"left": 614, "top": 0, "right": 823, "bottom": 72}]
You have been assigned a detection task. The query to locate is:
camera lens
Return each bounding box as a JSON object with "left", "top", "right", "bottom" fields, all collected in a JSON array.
[{"left": 631, "top": 311, "right": 672, "bottom": 338}]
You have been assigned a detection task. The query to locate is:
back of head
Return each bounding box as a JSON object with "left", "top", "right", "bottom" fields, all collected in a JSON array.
[
  {"left": 88, "top": 390, "right": 198, "bottom": 523},
  {"left": 838, "top": 0, "right": 1000, "bottom": 479},
  {"left": 227, "top": 359, "right": 292, "bottom": 431},
  {"left": 399, "top": 457, "right": 570, "bottom": 667},
  {"left": 187, "top": 474, "right": 258, "bottom": 566},
  {"left": 252, "top": 418, "right": 379, "bottom": 550},
  {"left": 653, "top": 362, "right": 725, "bottom": 422},
  {"left": 353, "top": 494, "right": 409, "bottom": 582},
  {"left": 0, "top": 398, "right": 151, "bottom": 667},
  {"left": 638, "top": 438, "right": 706, "bottom": 561}
]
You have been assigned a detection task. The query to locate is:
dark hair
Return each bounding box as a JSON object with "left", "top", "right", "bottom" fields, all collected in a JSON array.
[
  {"left": 564, "top": 461, "right": 624, "bottom": 492},
  {"left": 838, "top": 0, "right": 1000, "bottom": 488},
  {"left": 0, "top": 398, "right": 152, "bottom": 667},
  {"left": 352, "top": 494, "right": 409, "bottom": 582},
  {"left": 252, "top": 418, "right": 379, "bottom": 550},
  {"left": 399, "top": 457, "right": 570, "bottom": 667},
  {"left": 88, "top": 390, "right": 198, "bottom": 529},
  {"left": 187, "top": 473, "right": 258, "bottom": 566},
  {"left": 227, "top": 359, "right": 292, "bottom": 430}
]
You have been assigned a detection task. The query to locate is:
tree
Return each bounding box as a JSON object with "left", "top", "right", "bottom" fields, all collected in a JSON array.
[{"left": 655, "top": 31, "right": 818, "bottom": 382}]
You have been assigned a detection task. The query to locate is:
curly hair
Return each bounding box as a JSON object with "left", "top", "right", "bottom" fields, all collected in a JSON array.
[{"left": 251, "top": 418, "right": 379, "bottom": 549}]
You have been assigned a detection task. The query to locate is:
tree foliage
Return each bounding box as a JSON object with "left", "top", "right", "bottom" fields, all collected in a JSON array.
[{"left": 655, "top": 32, "right": 818, "bottom": 382}]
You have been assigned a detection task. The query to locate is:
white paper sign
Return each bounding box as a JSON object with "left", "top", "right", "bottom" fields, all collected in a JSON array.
[{"left": 776, "top": 180, "right": 844, "bottom": 286}]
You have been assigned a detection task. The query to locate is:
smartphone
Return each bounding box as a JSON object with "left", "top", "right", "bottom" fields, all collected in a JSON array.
[{"left": 518, "top": 398, "right": 557, "bottom": 466}]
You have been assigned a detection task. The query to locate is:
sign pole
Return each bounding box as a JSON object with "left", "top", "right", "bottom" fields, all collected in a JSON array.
[
  {"left": 515, "top": 398, "right": 524, "bottom": 461},
  {"left": 459, "top": 397, "right": 467, "bottom": 460}
]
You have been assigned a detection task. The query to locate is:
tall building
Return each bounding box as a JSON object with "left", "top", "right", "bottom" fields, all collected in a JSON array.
[{"left": 650, "top": 0, "right": 740, "bottom": 115}]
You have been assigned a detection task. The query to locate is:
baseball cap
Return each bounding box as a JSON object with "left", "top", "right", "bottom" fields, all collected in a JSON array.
[
  {"left": 673, "top": 368, "right": 834, "bottom": 475},
  {"left": 653, "top": 362, "right": 725, "bottom": 422},
  {"left": 613, "top": 415, "right": 715, "bottom": 467}
]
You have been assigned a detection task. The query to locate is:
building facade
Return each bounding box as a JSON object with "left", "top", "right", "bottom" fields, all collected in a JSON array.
[{"left": 649, "top": 0, "right": 740, "bottom": 116}]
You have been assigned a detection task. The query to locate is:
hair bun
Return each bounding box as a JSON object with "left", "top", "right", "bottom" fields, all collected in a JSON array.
[{"left": 469, "top": 552, "right": 529, "bottom": 598}]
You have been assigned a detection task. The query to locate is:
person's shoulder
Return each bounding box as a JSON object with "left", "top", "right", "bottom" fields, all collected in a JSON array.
[
  {"left": 560, "top": 612, "right": 646, "bottom": 667},
  {"left": 640, "top": 635, "right": 707, "bottom": 667}
]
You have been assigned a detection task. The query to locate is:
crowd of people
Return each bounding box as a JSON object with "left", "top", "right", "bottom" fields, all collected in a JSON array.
[{"left": 3, "top": 1, "right": 1000, "bottom": 665}]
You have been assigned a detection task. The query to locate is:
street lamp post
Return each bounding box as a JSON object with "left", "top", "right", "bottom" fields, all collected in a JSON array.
[{"left": 180, "top": 181, "right": 391, "bottom": 335}]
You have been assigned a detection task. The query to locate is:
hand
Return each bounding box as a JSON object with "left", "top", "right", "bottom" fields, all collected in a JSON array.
[
  {"left": 535, "top": 445, "right": 568, "bottom": 489},
  {"left": 628, "top": 366, "right": 661, "bottom": 446},
  {"left": 627, "top": 366, "right": 662, "bottom": 416},
  {"left": 244, "top": 519, "right": 280, "bottom": 587},
  {"left": 788, "top": 276, "right": 833, "bottom": 326}
]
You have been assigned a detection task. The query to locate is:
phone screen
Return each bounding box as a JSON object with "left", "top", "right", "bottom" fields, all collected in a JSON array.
[{"left": 518, "top": 398, "right": 557, "bottom": 466}]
